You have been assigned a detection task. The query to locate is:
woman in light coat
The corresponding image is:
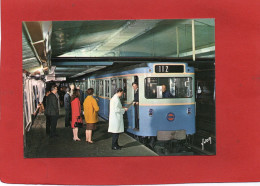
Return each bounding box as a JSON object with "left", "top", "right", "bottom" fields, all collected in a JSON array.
[
  {"left": 83, "top": 88, "right": 99, "bottom": 143},
  {"left": 108, "top": 88, "right": 128, "bottom": 150}
]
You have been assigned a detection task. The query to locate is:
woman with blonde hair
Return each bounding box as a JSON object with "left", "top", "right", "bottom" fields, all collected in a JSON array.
[
  {"left": 83, "top": 88, "right": 99, "bottom": 143},
  {"left": 71, "top": 89, "right": 82, "bottom": 141}
]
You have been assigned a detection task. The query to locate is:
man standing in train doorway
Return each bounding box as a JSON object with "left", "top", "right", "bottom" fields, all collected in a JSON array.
[
  {"left": 45, "top": 85, "right": 59, "bottom": 138},
  {"left": 132, "top": 82, "right": 139, "bottom": 130}
]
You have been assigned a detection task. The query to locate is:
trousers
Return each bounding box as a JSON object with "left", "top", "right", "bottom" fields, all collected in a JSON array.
[
  {"left": 45, "top": 115, "right": 51, "bottom": 135},
  {"left": 112, "top": 133, "right": 120, "bottom": 148},
  {"left": 49, "top": 115, "right": 59, "bottom": 137},
  {"left": 65, "top": 109, "right": 71, "bottom": 127}
]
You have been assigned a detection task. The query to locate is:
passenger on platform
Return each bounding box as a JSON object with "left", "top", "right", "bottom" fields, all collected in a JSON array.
[
  {"left": 45, "top": 85, "right": 59, "bottom": 138},
  {"left": 162, "top": 84, "right": 173, "bottom": 98},
  {"left": 58, "top": 86, "right": 65, "bottom": 107},
  {"left": 132, "top": 82, "right": 139, "bottom": 130},
  {"left": 71, "top": 89, "right": 83, "bottom": 141},
  {"left": 108, "top": 88, "right": 128, "bottom": 150},
  {"left": 83, "top": 88, "right": 99, "bottom": 144},
  {"left": 43, "top": 89, "right": 51, "bottom": 136},
  {"left": 76, "top": 86, "right": 84, "bottom": 106},
  {"left": 64, "top": 87, "right": 71, "bottom": 128}
]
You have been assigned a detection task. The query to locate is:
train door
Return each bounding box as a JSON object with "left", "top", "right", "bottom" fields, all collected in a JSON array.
[
  {"left": 122, "top": 78, "right": 129, "bottom": 129},
  {"left": 133, "top": 76, "right": 139, "bottom": 130}
]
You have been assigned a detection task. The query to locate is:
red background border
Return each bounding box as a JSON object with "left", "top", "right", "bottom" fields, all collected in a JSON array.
[{"left": 1, "top": 0, "right": 260, "bottom": 184}]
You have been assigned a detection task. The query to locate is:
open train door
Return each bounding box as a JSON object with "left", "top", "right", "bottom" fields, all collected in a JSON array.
[{"left": 133, "top": 76, "right": 139, "bottom": 130}]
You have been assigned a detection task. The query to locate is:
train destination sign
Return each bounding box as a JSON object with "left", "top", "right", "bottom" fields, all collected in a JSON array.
[{"left": 155, "top": 65, "right": 184, "bottom": 73}]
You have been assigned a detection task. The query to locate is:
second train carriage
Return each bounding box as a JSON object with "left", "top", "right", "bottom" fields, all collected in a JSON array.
[{"left": 84, "top": 62, "right": 196, "bottom": 138}]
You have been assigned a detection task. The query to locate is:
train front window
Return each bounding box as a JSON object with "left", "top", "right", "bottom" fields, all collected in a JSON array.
[{"left": 145, "top": 77, "right": 193, "bottom": 98}]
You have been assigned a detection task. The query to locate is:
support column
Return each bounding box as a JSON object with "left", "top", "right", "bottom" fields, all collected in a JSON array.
[
  {"left": 192, "top": 20, "right": 196, "bottom": 61},
  {"left": 176, "top": 27, "right": 179, "bottom": 58}
]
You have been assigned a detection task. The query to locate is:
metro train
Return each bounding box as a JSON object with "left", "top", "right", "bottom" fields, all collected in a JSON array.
[{"left": 81, "top": 62, "right": 196, "bottom": 146}]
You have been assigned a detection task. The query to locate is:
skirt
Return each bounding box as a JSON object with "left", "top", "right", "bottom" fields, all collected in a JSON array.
[{"left": 86, "top": 123, "right": 97, "bottom": 130}]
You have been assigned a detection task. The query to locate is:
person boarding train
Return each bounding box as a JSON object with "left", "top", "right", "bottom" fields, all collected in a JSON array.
[{"left": 132, "top": 82, "right": 139, "bottom": 130}]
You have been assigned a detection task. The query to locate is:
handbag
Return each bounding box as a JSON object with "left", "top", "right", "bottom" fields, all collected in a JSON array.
[
  {"left": 74, "top": 118, "right": 83, "bottom": 128},
  {"left": 74, "top": 99, "right": 83, "bottom": 128}
]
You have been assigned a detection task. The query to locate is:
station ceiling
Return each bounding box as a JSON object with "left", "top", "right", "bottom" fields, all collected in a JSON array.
[{"left": 22, "top": 19, "right": 215, "bottom": 80}]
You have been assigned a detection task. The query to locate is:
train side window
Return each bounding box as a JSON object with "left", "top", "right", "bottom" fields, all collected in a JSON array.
[
  {"left": 111, "top": 79, "right": 117, "bottom": 96},
  {"left": 96, "top": 80, "right": 99, "bottom": 96},
  {"left": 99, "top": 80, "right": 104, "bottom": 97},
  {"left": 91, "top": 80, "right": 95, "bottom": 90},
  {"left": 105, "top": 80, "right": 110, "bottom": 98},
  {"left": 145, "top": 77, "right": 193, "bottom": 99},
  {"left": 119, "top": 79, "right": 123, "bottom": 88}
]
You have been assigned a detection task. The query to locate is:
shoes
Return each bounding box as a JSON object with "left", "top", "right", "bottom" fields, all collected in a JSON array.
[
  {"left": 73, "top": 138, "right": 81, "bottom": 141},
  {"left": 112, "top": 146, "right": 121, "bottom": 150},
  {"left": 86, "top": 141, "right": 94, "bottom": 144},
  {"left": 117, "top": 145, "right": 123, "bottom": 148}
]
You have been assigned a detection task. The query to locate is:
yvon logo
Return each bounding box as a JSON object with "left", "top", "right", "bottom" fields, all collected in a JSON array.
[{"left": 166, "top": 112, "right": 175, "bottom": 122}]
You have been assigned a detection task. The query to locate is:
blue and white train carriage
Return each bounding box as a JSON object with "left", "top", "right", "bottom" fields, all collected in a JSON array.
[{"left": 87, "top": 62, "right": 195, "bottom": 139}]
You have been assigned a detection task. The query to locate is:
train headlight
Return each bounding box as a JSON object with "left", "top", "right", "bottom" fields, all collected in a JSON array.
[{"left": 187, "top": 108, "right": 192, "bottom": 115}]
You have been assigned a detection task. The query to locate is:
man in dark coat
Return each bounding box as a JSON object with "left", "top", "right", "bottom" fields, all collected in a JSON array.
[
  {"left": 45, "top": 85, "right": 59, "bottom": 137},
  {"left": 43, "top": 89, "right": 51, "bottom": 135},
  {"left": 162, "top": 84, "right": 173, "bottom": 98},
  {"left": 64, "top": 87, "right": 71, "bottom": 127},
  {"left": 132, "top": 82, "right": 139, "bottom": 130},
  {"left": 77, "top": 86, "right": 84, "bottom": 106}
]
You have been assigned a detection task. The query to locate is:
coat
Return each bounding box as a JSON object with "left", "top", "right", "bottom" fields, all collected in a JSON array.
[
  {"left": 71, "top": 97, "right": 83, "bottom": 128},
  {"left": 45, "top": 92, "right": 59, "bottom": 116},
  {"left": 83, "top": 95, "right": 99, "bottom": 123},
  {"left": 108, "top": 94, "right": 125, "bottom": 133},
  {"left": 64, "top": 92, "right": 71, "bottom": 111},
  {"left": 162, "top": 90, "right": 173, "bottom": 98}
]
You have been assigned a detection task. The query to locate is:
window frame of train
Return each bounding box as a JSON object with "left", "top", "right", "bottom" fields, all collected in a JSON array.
[{"left": 144, "top": 77, "right": 193, "bottom": 99}]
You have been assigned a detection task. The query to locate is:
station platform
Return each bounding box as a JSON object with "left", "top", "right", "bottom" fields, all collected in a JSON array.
[{"left": 24, "top": 108, "right": 158, "bottom": 158}]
